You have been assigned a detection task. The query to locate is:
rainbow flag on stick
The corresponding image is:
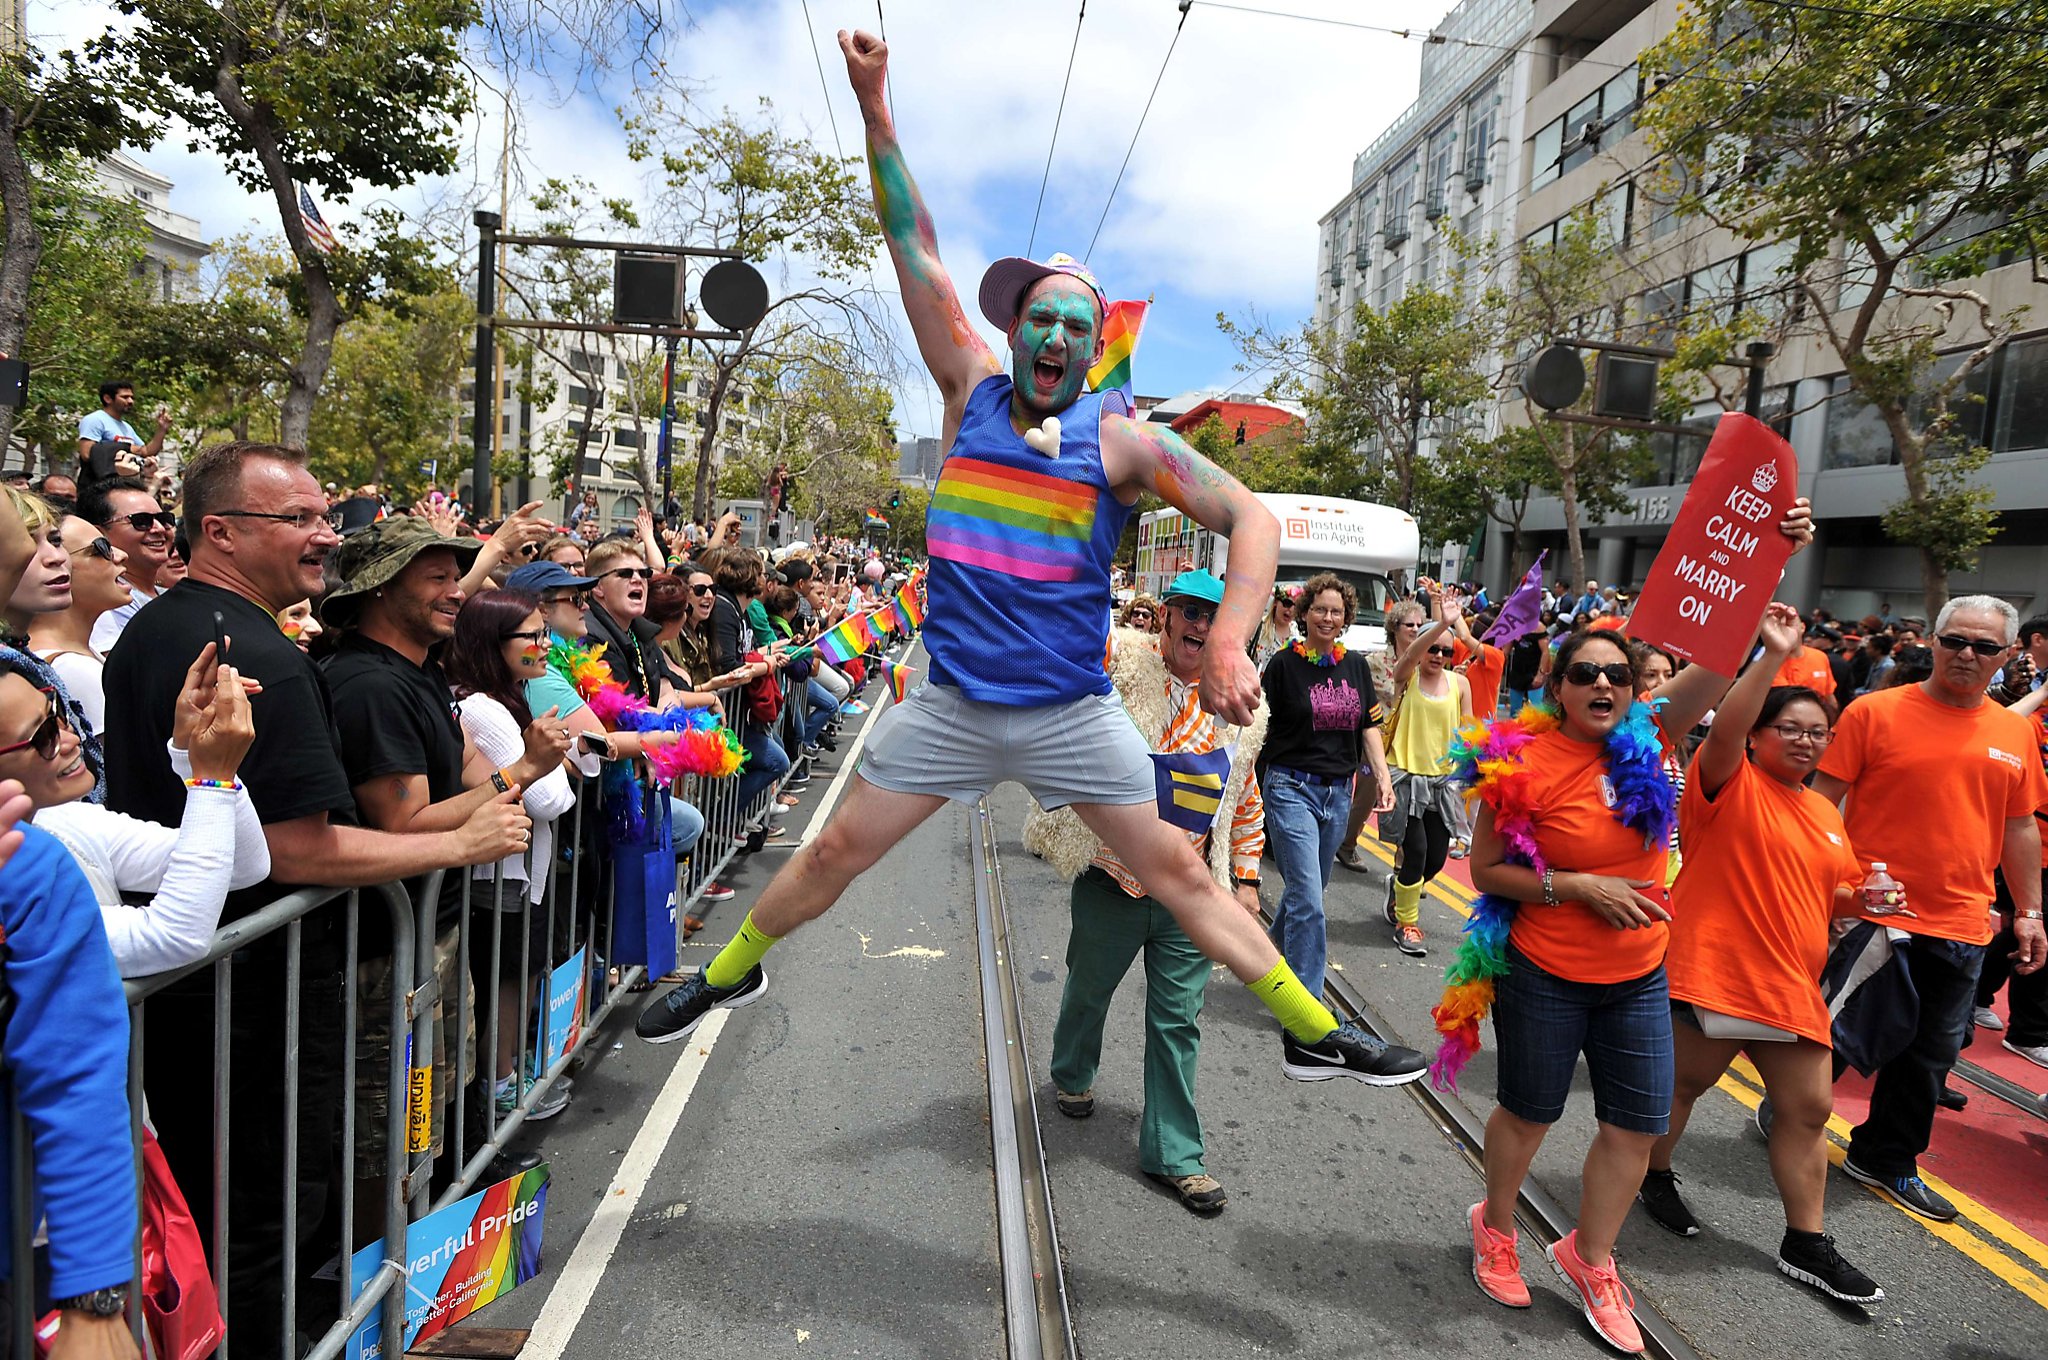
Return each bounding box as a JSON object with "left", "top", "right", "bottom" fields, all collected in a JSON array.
[
  {"left": 816, "top": 612, "right": 876, "bottom": 666},
  {"left": 887, "top": 662, "right": 914, "bottom": 705},
  {"left": 892, "top": 577, "right": 925, "bottom": 634},
  {"left": 1086, "top": 298, "right": 1150, "bottom": 411}
]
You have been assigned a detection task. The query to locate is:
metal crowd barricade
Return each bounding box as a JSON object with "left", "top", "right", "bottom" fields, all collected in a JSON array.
[{"left": 3, "top": 680, "right": 825, "bottom": 1360}]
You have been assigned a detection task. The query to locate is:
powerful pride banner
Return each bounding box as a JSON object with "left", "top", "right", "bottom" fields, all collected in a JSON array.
[
  {"left": 349, "top": 1166, "right": 550, "bottom": 1357},
  {"left": 533, "top": 947, "right": 588, "bottom": 1080}
]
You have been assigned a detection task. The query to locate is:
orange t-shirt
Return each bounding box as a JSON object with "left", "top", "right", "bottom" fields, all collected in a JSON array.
[
  {"left": 1452, "top": 639, "right": 1505, "bottom": 722},
  {"left": 1817, "top": 684, "right": 2048, "bottom": 944},
  {"left": 1773, "top": 645, "right": 1834, "bottom": 696},
  {"left": 1667, "top": 758, "right": 1862, "bottom": 1045},
  {"left": 1509, "top": 724, "right": 1673, "bottom": 983}
]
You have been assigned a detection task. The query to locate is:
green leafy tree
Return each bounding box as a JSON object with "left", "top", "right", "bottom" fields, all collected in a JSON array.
[
  {"left": 1638, "top": 0, "right": 2045, "bottom": 619},
  {"left": 0, "top": 42, "right": 157, "bottom": 458},
  {"left": 728, "top": 331, "right": 898, "bottom": 533},
  {"left": 306, "top": 288, "right": 472, "bottom": 499},
  {"left": 105, "top": 0, "right": 476, "bottom": 447},
  {"left": 625, "top": 99, "right": 890, "bottom": 520}
]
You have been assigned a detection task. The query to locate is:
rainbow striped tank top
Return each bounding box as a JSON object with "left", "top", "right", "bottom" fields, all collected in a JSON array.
[{"left": 922, "top": 374, "right": 1131, "bottom": 705}]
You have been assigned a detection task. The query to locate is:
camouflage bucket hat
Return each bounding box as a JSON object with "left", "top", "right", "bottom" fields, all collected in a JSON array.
[{"left": 319, "top": 515, "right": 482, "bottom": 627}]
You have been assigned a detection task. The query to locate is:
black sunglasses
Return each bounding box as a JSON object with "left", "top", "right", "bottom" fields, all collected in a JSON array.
[
  {"left": 106, "top": 510, "right": 177, "bottom": 533},
  {"left": 1426, "top": 644, "right": 1457, "bottom": 657},
  {"left": 690, "top": 583, "right": 714, "bottom": 596},
  {"left": 1172, "top": 602, "right": 1219, "bottom": 624},
  {"left": 601, "top": 567, "right": 654, "bottom": 582},
  {"left": 1935, "top": 633, "right": 2007, "bottom": 658},
  {"left": 68, "top": 536, "right": 117, "bottom": 562},
  {"left": 1561, "top": 661, "right": 1635, "bottom": 687},
  {"left": 0, "top": 688, "right": 64, "bottom": 761}
]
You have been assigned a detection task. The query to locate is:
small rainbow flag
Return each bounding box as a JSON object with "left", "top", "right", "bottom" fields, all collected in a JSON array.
[
  {"left": 892, "top": 577, "right": 925, "bottom": 633},
  {"left": 1086, "top": 298, "right": 1149, "bottom": 407},
  {"left": 887, "top": 662, "right": 914, "bottom": 705},
  {"left": 816, "top": 612, "right": 875, "bottom": 666}
]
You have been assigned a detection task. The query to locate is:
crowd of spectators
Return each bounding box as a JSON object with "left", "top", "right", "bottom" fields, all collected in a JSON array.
[{"left": 0, "top": 428, "right": 912, "bottom": 1358}]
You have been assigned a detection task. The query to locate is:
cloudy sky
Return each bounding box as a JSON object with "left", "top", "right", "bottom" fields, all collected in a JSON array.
[{"left": 35, "top": 0, "right": 1452, "bottom": 440}]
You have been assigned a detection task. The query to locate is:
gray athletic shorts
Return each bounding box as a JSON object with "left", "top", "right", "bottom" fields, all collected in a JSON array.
[{"left": 856, "top": 681, "right": 1155, "bottom": 809}]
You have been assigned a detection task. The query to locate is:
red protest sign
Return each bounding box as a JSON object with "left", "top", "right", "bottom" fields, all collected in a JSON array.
[{"left": 1627, "top": 413, "right": 1798, "bottom": 677}]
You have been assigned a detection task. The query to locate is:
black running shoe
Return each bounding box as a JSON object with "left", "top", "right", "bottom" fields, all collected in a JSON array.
[
  {"left": 1755, "top": 1096, "right": 1774, "bottom": 1140},
  {"left": 1382, "top": 875, "right": 1398, "bottom": 927},
  {"left": 1637, "top": 1169, "right": 1700, "bottom": 1237},
  {"left": 1840, "top": 1158, "right": 1957, "bottom": 1222},
  {"left": 635, "top": 965, "right": 767, "bottom": 1044},
  {"left": 1778, "top": 1232, "right": 1884, "bottom": 1304},
  {"left": 1281, "top": 1020, "right": 1427, "bottom": 1086}
]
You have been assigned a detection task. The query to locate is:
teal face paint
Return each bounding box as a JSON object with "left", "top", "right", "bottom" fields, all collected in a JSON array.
[{"left": 1008, "top": 278, "right": 1099, "bottom": 421}]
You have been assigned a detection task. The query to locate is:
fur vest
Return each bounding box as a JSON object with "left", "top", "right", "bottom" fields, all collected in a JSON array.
[{"left": 1023, "top": 627, "right": 1269, "bottom": 888}]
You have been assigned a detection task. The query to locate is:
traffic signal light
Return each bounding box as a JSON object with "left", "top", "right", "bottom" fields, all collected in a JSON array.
[{"left": 888, "top": 491, "right": 901, "bottom": 510}]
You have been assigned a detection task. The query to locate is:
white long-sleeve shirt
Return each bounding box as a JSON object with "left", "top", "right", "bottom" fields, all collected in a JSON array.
[
  {"left": 456, "top": 693, "right": 578, "bottom": 905},
  {"left": 34, "top": 744, "right": 269, "bottom": 978}
]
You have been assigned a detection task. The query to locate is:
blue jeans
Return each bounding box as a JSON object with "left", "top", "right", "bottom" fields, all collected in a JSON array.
[
  {"left": 1503, "top": 687, "right": 1531, "bottom": 718},
  {"left": 1847, "top": 936, "right": 1986, "bottom": 1177},
  {"left": 1263, "top": 766, "right": 1352, "bottom": 1001},
  {"left": 668, "top": 797, "right": 705, "bottom": 858},
  {"left": 801, "top": 678, "right": 836, "bottom": 746},
  {"left": 1493, "top": 945, "right": 1673, "bottom": 1134},
  {"left": 736, "top": 726, "right": 791, "bottom": 819}
]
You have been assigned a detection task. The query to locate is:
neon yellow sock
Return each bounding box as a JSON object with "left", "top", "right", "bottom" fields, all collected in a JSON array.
[
  {"left": 704, "top": 911, "right": 780, "bottom": 988},
  {"left": 1394, "top": 879, "right": 1425, "bottom": 927},
  {"left": 1247, "top": 960, "right": 1338, "bottom": 1043}
]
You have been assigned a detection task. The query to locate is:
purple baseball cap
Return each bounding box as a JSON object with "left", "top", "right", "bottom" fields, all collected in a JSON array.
[{"left": 978, "top": 252, "right": 1107, "bottom": 331}]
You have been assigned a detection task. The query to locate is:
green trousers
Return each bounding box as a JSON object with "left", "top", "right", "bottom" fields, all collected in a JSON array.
[{"left": 1049, "top": 867, "right": 1211, "bottom": 1177}]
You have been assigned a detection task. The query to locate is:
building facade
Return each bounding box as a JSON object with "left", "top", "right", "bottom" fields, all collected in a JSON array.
[{"left": 96, "top": 153, "right": 210, "bottom": 303}]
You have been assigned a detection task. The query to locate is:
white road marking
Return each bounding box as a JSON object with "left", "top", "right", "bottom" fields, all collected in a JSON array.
[{"left": 522, "top": 1008, "right": 730, "bottom": 1359}]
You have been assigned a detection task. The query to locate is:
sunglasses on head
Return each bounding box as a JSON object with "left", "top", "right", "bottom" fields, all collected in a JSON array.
[
  {"left": 1562, "top": 661, "right": 1635, "bottom": 687},
  {"left": 602, "top": 567, "right": 653, "bottom": 581},
  {"left": 108, "top": 510, "right": 177, "bottom": 533},
  {"left": 69, "top": 536, "right": 117, "bottom": 562},
  {"left": 0, "top": 688, "right": 65, "bottom": 761},
  {"left": 1935, "top": 633, "right": 2006, "bottom": 658}
]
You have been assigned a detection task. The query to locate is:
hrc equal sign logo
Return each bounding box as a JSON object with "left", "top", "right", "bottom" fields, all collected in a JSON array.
[{"left": 1150, "top": 749, "right": 1234, "bottom": 833}]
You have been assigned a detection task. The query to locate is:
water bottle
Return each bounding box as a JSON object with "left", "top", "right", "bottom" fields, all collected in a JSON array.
[{"left": 1862, "top": 862, "right": 1908, "bottom": 916}]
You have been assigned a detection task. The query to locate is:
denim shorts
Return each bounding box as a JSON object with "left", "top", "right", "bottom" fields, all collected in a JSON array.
[{"left": 1492, "top": 945, "right": 1674, "bottom": 1135}]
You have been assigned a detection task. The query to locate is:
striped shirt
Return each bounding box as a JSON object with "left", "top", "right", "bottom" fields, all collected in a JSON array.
[{"left": 1093, "top": 669, "right": 1266, "bottom": 898}]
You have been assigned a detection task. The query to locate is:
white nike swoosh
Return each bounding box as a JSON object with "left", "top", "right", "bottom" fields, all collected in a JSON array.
[{"left": 1294, "top": 1046, "right": 1351, "bottom": 1065}]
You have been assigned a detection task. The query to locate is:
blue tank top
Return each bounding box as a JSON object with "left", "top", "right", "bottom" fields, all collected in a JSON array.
[{"left": 923, "top": 374, "right": 1132, "bottom": 706}]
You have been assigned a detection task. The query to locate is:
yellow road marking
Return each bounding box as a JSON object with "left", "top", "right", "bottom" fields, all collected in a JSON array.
[{"left": 1338, "top": 829, "right": 2048, "bottom": 1307}]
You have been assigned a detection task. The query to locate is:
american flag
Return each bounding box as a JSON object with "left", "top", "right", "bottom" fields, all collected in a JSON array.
[{"left": 297, "top": 184, "right": 337, "bottom": 254}]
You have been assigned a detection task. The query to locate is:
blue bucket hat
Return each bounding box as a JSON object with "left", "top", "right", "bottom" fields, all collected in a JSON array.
[{"left": 1162, "top": 570, "right": 1225, "bottom": 607}]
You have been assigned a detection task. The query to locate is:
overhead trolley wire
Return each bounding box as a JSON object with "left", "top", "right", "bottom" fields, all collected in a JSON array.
[
  {"left": 1085, "top": 0, "right": 1192, "bottom": 262},
  {"left": 1029, "top": 2, "right": 1090, "bottom": 258}
]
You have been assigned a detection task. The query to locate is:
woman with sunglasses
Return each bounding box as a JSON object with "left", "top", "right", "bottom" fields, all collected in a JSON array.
[
  {"left": 1380, "top": 593, "right": 1473, "bottom": 957},
  {"left": 3, "top": 643, "right": 267, "bottom": 977},
  {"left": 27, "top": 516, "right": 133, "bottom": 732},
  {"left": 0, "top": 486, "right": 104, "bottom": 802},
  {"left": 444, "top": 589, "right": 585, "bottom": 1121},
  {"left": 1639, "top": 603, "right": 1887, "bottom": 1304},
  {"left": 1250, "top": 587, "right": 1297, "bottom": 669},
  {"left": 1258, "top": 573, "right": 1395, "bottom": 1006},
  {"left": 1118, "top": 594, "right": 1162, "bottom": 634},
  {"left": 1342, "top": 598, "right": 1430, "bottom": 875},
  {"left": 1449, "top": 622, "right": 1763, "bottom": 1352}
]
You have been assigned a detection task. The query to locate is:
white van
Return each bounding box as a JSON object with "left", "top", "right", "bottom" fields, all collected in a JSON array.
[{"left": 1134, "top": 494, "right": 1420, "bottom": 651}]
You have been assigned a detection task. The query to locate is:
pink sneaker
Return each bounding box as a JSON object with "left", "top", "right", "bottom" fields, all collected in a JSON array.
[
  {"left": 1546, "top": 1230, "right": 1644, "bottom": 1354},
  {"left": 1468, "top": 1203, "right": 1531, "bottom": 1307}
]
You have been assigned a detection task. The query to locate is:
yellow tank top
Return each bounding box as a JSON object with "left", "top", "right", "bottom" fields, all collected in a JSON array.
[{"left": 1391, "top": 671, "right": 1461, "bottom": 775}]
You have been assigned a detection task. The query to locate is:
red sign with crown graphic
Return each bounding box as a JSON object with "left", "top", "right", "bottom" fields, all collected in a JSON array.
[{"left": 1626, "top": 413, "right": 1801, "bottom": 676}]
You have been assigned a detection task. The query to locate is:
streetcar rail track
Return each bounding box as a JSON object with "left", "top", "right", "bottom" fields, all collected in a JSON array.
[
  {"left": 1952, "top": 1055, "right": 2048, "bottom": 1120},
  {"left": 973, "top": 798, "right": 1079, "bottom": 1360}
]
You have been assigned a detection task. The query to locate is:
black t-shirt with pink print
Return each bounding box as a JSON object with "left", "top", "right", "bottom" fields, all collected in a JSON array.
[{"left": 1260, "top": 645, "right": 1384, "bottom": 779}]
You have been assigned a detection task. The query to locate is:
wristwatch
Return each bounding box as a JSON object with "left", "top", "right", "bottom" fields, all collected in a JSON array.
[{"left": 52, "top": 1285, "right": 127, "bottom": 1317}]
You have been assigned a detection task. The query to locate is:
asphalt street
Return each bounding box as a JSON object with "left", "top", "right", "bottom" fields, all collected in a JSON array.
[{"left": 463, "top": 698, "right": 2047, "bottom": 1360}]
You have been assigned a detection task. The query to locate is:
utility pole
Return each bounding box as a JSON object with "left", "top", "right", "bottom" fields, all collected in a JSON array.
[
  {"left": 490, "top": 97, "right": 512, "bottom": 516},
  {"left": 471, "top": 210, "right": 500, "bottom": 511}
]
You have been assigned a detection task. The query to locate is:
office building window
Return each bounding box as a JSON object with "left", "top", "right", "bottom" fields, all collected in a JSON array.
[
  {"left": 1996, "top": 336, "right": 2048, "bottom": 454},
  {"left": 613, "top": 427, "right": 644, "bottom": 449},
  {"left": 1530, "top": 64, "right": 1639, "bottom": 190},
  {"left": 1385, "top": 156, "right": 1417, "bottom": 246},
  {"left": 1425, "top": 121, "right": 1456, "bottom": 217},
  {"left": 1463, "top": 85, "right": 1497, "bottom": 190}
]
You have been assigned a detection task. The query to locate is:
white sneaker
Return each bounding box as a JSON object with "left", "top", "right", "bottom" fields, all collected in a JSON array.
[
  {"left": 2003, "top": 1038, "right": 2048, "bottom": 1069},
  {"left": 1974, "top": 1007, "right": 2006, "bottom": 1031}
]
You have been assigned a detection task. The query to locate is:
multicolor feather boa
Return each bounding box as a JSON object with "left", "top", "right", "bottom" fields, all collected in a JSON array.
[
  {"left": 1290, "top": 639, "right": 1346, "bottom": 667},
  {"left": 547, "top": 639, "right": 747, "bottom": 783},
  {"left": 1427, "top": 699, "right": 1676, "bottom": 1090}
]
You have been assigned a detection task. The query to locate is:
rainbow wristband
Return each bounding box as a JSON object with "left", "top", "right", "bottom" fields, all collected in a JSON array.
[{"left": 184, "top": 778, "right": 242, "bottom": 792}]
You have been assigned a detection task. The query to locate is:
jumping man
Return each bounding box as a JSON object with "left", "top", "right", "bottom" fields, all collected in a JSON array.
[{"left": 635, "top": 29, "right": 1425, "bottom": 1089}]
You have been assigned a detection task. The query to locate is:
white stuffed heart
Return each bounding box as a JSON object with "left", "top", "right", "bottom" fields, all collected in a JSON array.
[{"left": 1021, "top": 415, "right": 1061, "bottom": 459}]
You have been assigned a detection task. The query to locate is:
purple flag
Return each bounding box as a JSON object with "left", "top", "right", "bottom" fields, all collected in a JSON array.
[{"left": 1481, "top": 550, "right": 1548, "bottom": 646}]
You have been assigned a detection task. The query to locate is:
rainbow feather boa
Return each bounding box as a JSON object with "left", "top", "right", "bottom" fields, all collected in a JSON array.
[
  {"left": 1427, "top": 699, "right": 1675, "bottom": 1090},
  {"left": 547, "top": 639, "right": 747, "bottom": 783}
]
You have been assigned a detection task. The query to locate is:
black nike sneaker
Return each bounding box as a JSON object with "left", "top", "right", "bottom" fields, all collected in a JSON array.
[
  {"left": 635, "top": 965, "right": 767, "bottom": 1044},
  {"left": 1281, "top": 1020, "right": 1427, "bottom": 1086},
  {"left": 1778, "top": 1232, "right": 1884, "bottom": 1304}
]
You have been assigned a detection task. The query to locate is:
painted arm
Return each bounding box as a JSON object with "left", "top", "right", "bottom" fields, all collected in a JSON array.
[
  {"left": 1101, "top": 416, "right": 1278, "bottom": 725},
  {"left": 1692, "top": 603, "right": 1805, "bottom": 799},
  {"left": 840, "top": 29, "right": 1000, "bottom": 419}
]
